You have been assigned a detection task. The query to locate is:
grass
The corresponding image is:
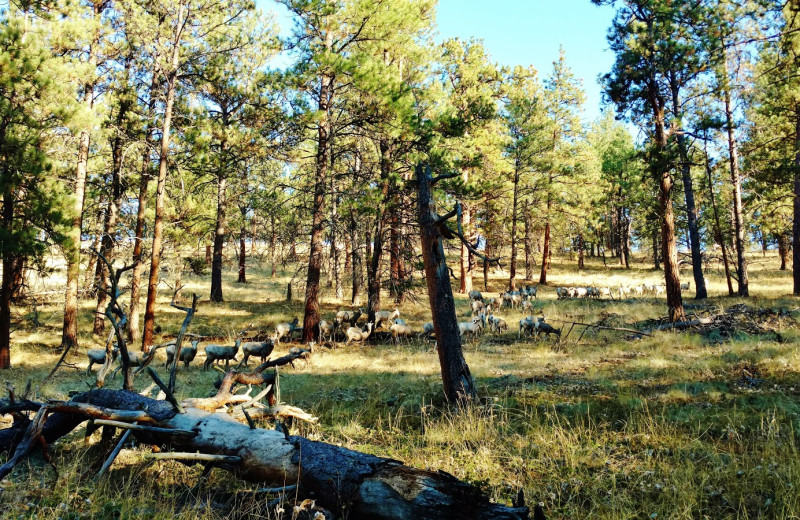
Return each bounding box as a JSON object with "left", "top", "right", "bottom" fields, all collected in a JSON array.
[{"left": 1, "top": 250, "right": 800, "bottom": 519}]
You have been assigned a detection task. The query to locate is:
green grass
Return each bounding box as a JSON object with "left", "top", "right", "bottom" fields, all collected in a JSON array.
[{"left": 1, "top": 251, "right": 799, "bottom": 519}]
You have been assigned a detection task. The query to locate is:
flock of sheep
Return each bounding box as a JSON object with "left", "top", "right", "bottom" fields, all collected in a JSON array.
[{"left": 85, "top": 278, "right": 685, "bottom": 373}]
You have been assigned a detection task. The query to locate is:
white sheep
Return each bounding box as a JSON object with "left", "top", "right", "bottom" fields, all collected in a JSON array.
[
  {"left": 319, "top": 320, "right": 335, "bottom": 342},
  {"left": 374, "top": 309, "right": 400, "bottom": 330},
  {"left": 345, "top": 323, "right": 374, "bottom": 344},
  {"left": 86, "top": 347, "right": 118, "bottom": 375},
  {"left": 274, "top": 317, "right": 300, "bottom": 343},
  {"left": 471, "top": 299, "right": 485, "bottom": 314},
  {"left": 389, "top": 322, "right": 415, "bottom": 344},
  {"left": 422, "top": 322, "right": 435, "bottom": 338},
  {"left": 521, "top": 300, "right": 533, "bottom": 312},
  {"left": 458, "top": 316, "right": 484, "bottom": 339},
  {"left": 165, "top": 340, "right": 200, "bottom": 370},
  {"left": 487, "top": 315, "right": 508, "bottom": 334},
  {"left": 240, "top": 339, "right": 274, "bottom": 366},
  {"left": 204, "top": 339, "right": 241, "bottom": 371}
]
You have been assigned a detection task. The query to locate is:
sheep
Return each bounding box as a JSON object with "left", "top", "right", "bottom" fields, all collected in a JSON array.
[
  {"left": 536, "top": 322, "right": 561, "bottom": 340},
  {"left": 421, "top": 322, "right": 435, "bottom": 339},
  {"left": 318, "top": 320, "right": 335, "bottom": 342},
  {"left": 509, "top": 293, "right": 523, "bottom": 309},
  {"left": 680, "top": 282, "right": 690, "bottom": 291},
  {"left": 487, "top": 315, "right": 508, "bottom": 334},
  {"left": 335, "top": 308, "right": 363, "bottom": 328},
  {"left": 86, "top": 347, "right": 118, "bottom": 375},
  {"left": 521, "top": 300, "right": 534, "bottom": 312},
  {"left": 471, "top": 299, "right": 485, "bottom": 314},
  {"left": 164, "top": 340, "right": 200, "bottom": 370},
  {"left": 632, "top": 285, "right": 644, "bottom": 297},
  {"left": 598, "top": 287, "right": 613, "bottom": 299},
  {"left": 468, "top": 290, "right": 483, "bottom": 301},
  {"left": 110, "top": 350, "right": 148, "bottom": 379},
  {"left": 389, "top": 322, "right": 415, "bottom": 344},
  {"left": 240, "top": 339, "right": 274, "bottom": 366},
  {"left": 526, "top": 285, "right": 538, "bottom": 300},
  {"left": 374, "top": 309, "right": 400, "bottom": 330},
  {"left": 458, "top": 316, "right": 484, "bottom": 339},
  {"left": 345, "top": 323, "right": 374, "bottom": 344},
  {"left": 575, "top": 287, "right": 588, "bottom": 298},
  {"left": 556, "top": 287, "right": 568, "bottom": 300},
  {"left": 519, "top": 316, "right": 536, "bottom": 338},
  {"left": 274, "top": 317, "right": 299, "bottom": 343},
  {"left": 654, "top": 285, "right": 665, "bottom": 296},
  {"left": 204, "top": 339, "right": 241, "bottom": 371}
]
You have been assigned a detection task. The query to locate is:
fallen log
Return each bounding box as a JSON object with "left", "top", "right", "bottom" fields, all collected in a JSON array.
[{"left": 0, "top": 389, "right": 529, "bottom": 519}]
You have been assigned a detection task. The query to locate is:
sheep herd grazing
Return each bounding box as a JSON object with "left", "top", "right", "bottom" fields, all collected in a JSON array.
[{"left": 86, "top": 278, "right": 679, "bottom": 373}]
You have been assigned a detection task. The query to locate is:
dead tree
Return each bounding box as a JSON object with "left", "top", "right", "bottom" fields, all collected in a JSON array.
[
  {"left": 0, "top": 356, "right": 529, "bottom": 520},
  {"left": 416, "top": 164, "right": 500, "bottom": 404}
]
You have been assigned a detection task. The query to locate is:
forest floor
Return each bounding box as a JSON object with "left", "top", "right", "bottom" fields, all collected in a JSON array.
[{"left": 2, "top": 252, "right": 800, "bottom": 519}]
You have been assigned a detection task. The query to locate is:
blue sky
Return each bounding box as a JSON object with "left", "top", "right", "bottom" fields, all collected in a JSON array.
[{"left": 258, "top": 0, "right": 617, "bottom": 121}]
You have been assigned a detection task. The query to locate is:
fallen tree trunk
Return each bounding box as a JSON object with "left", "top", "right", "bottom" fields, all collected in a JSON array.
[{"left": 1, "top": 389, "right": 529, "bottom": 519}]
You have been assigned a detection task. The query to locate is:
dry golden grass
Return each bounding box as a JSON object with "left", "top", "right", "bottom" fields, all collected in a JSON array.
[{"left": 2, "top": 251, "right": 799, "bottom": 519}]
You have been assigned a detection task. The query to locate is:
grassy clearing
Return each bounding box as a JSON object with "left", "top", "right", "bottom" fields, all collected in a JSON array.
[{"left": 2, "top": 252, "right": 799, "bottom": 519}]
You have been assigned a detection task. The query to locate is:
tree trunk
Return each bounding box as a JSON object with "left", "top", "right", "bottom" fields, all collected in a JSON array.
[
  {"left": 723, "top": 74, "right": 749, "bottom": 296},
  {"left": 793, "top": 103, "right": 800, "bottom": 296},
  {"left": 538, "top": 194, "right": 551, "bottom": 285},
  {"left": 350, "top": 215, "right": 362, "bottom": 306},
  {"left": 210, "top": 175, "right": 227, "bottom": 302},
  {"left": 577, "top": 233, "right": 584, "bottom": 270},
  {"left": 238, "top": 211, "right": 247, "bottom": 284},
  {"left": 0, "top": 182, "right": 13, "bottom": 369},
  {"left": 671, "top": 83, "right": 707, "bottom": 300},
  {"left": 0, "top": 389, "right": 528, "bottom": 519},
  {"left": 524, "top": 204, "right": 533, "bottom": 279},
  {"left": 330, "top": 171, "right": 343, "bottom": 300},
  {"left": 778, "top": 232, "right": 790, "bottom": 271},
  {"left": 459, "top": 207, "right": 473, "bottom": 294},
  {"left": 367, "top": 139, "right": 392, "bottom": 325},
  {"left": 128, "top": 75, "right": 159, "bottom": 343},
  {"left": 417, "top": 165, "right": 476, "bottom": 404},
  {"left": 93, "top": 109, "right": 127, "bottom": 335},
  {"left": 652, "top": 225, "right": 660, "bottom": 270},
  {"left": 61, "top": 3, "right": 101, "bottom": 351},
  {"left": 508, "top": 164, "right": 520, "bottom": 290},
  {"left": 651, "top": 80, "right": 685, "bottom": 321},
  {"left": 703, "top": 142, "right": 734, "bottom": 296},
  {"left": 142, "top": 66, "right": 179, "bottom": 352},
  {"left": 302, "top": 48, "right": 334, "bottom": 342}
]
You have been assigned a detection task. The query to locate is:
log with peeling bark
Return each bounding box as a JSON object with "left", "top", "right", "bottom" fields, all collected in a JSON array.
[{"left": 0, "top": 389, "right": 529, "bottom": 519}]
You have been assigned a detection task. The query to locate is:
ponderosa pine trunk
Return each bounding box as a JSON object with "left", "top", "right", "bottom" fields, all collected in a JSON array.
[
  {"left": 539, "top": 194, "right": 551, "bottom": 285},
  {"left": 524, "top": 203, "right": 534, "bottom": 279},
  {"left": 210, "top": 175, "right": 227, "bottom": 302},
  {"left": 238, "top": 207, "right": 247, "bottom": 283},
  {"left": 793, "top": 103, "right": 800, "bottom": 296},
  {"left": 577, "top": 233, "right": 584, "bottom": 270},
  {"left": 142, "top": 71, "right": 179, "bottom": 351},
  {"left": 0, "top": 181, "right": 13, "bottom": 369},
  {"left": 301, "top": 42, "right": 333, "bottom": 342},
  {"left": 366, "top": 139, "right": 391, "bottom": 326},
  {"left": 778, "top": 232, "right": 790, "bottom": 271},
  {"left": 671, "top": 83, "right": 707, "bottom": 300},
  {"left": 93, "top": 99, "right": 129, "bottom": 335},
  {"left": 724, "top": 71, "right": 749, "bottom": 296},
  {"left": 350, "top": 215, "right": 362, "bottom": 306},
  {"left": 61, "top": 3, "right": 101, "bottom": 351},
  {"left": 128, "top": 76, "right": 159, "bottom": 343},
  {"left": 417, "top": 165, "right": 476, "bottom": 403},
  {"left": 508, "top": 163, "right": 520, "bottom": 290},
  {"left": 651, "top": 80, "right": 685, "bottom": 321},
  {"left": 703, "top": 142, "right": 734, "bottom": 296},
  {"left": 458, "top": 199, "right": 473, "bottom": 294}
]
